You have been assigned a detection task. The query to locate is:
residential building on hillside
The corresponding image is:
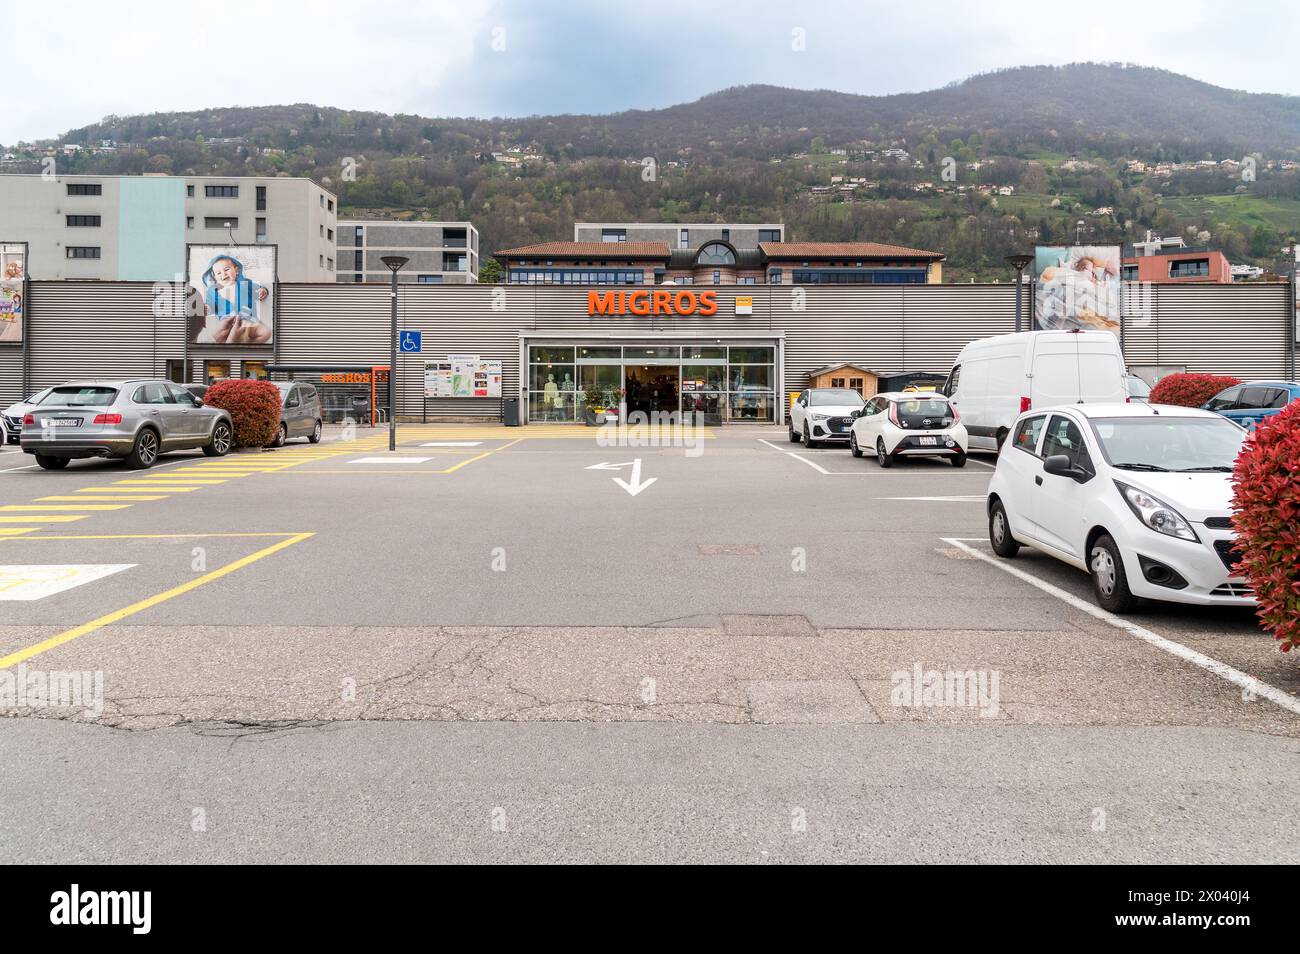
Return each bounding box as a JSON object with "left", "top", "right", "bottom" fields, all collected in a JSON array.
[{"left": 335, "top": 220, "right": 479, "bottom": 283}]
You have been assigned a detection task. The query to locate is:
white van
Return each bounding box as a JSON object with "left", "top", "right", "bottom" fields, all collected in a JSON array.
[{"left": 943, "top": 331, "right": 1126, "bottom": 452}]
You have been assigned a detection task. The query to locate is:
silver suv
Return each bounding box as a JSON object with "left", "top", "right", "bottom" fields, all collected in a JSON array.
[{"left": 20, "top": 379, "right": 234, "bottom": 470}]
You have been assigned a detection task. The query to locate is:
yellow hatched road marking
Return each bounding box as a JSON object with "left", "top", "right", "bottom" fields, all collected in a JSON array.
[
  {"left": 77, "top": 486, "right": 198, "bottom": 493},
  {"left": 39, "top": 496, "right": 166, "bottom": 502},
  {"left": 0, "top": 504, "right": 130, "bottom": 511},
  {"left": 0, "top": 531, "right": 315, "bottom": 668},
  {"left": 113, "top": 477, "right": 229, "bottom": 485},
  {"left": 0, "top": 515, "right": 89, "bottom": 523},
  {"left": 0, "top": 528, "right": 39, "bottom": 535}
]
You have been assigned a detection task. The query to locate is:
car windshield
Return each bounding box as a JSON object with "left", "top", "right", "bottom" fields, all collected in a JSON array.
[
  {"left": 41, "top": 386, "right": 118, "bottom": 408},
  {"left": 809, "top": 389, "right": 863, "bottom": 407},
  {"left": 892, "top": 397, "right": 953, "bottom": 428},
  {"left": 1126, "top": 376, "right": 1152, "bottom": 399},
  {"left": 1091, "top": 417, "right": 1244, "bottom": 472}
]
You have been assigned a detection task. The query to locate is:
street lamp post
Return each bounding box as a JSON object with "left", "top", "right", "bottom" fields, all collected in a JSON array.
[
  {"left": 1005, "top": 253, "right": 1034, "bottom": 333},
  {"left": 381, "top": 256, "right": 409, "bottom": 451}
]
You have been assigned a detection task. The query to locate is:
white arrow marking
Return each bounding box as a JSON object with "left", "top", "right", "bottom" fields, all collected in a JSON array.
[
  {"left": 612, "top": 459, "right": 657, "bottom": 496},
  {"left": 585, "top": 461, "right": 636, "bottom": 471}
]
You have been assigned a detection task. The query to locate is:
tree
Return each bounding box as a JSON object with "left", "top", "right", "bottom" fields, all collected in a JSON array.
[{"left": 478, "top": 258, "right": 504, "bottom": 284}]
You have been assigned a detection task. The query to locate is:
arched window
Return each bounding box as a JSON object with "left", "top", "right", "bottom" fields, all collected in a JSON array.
[{"left": 695, "top": 242, "right": 736, "bottom": 266}]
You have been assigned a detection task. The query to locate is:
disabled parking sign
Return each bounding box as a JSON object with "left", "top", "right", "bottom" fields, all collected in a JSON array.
[{"left": 399, "top": 330, "right": 422, "bottom": 352}]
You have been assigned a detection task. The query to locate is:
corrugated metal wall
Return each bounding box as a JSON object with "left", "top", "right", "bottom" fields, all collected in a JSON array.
[{"left": 9, "top": 280, "right": 1296, "bottom": 420}]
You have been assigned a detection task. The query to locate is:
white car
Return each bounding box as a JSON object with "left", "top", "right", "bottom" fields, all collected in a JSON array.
[
  {"left": 986, "top": 402, "right": 1251, "bottom": 612},
  {"left": 2, "top": 388, "right": 51, "bottom": 445},
  {"left": 789, "top": 387, "right": 865, "bottom": 447},
  {"left": 850, "top": 391, "right": 969, "bottom": 467}
]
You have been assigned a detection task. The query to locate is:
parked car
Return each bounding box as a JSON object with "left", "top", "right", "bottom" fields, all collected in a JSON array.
[
  {"left": 2, "top": 387, "right": 51, "bottom": 445},
  {"left": 850, "top": 391, "right": 969, "bottom": 467},
  {"left": 1124, "top": 373, "right": 1152, "bottom": 403},
  {"left": 20, "top": 379, "right": 233, "bottom": 470},
  {"left": 269, "top": 382, "right": 324, "bottom": 447},
  {"left": 788, "top": 387, "right": 865, "bottom": 447},
  {"left": 1202, "top": 380, "right": 1300, "bottom": 431},
  {"left": 944, "top": 331, "right": 1127, "bottom": 452},
  {"left": 986, "top": 402, "right": 1250, "bottom": 612}
]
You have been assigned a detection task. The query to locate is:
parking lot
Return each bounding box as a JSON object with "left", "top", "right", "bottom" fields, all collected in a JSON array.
[{"left": 2, "top": 423, "right": 1298, "bottom": 863}]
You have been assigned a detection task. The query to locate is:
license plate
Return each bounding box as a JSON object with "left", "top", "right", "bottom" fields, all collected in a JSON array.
[
  {"left": 43, "top": 418, "right": 81, "bottom": 427},
  {"left": 918, "top": 436, "right": 938, "bottom": 446}
]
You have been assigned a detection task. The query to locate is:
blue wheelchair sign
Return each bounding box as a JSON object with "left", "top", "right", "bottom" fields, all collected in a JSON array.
[{"left": 399, "top": 330, "right": 422, "bottom": 353}]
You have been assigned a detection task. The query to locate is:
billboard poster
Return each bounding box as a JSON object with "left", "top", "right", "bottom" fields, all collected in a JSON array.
[
  {"left": 1033, "top": 245, "right": 1121, "bottom": 334},
  {"left": 425, "top": 357, "right": 502, "bottom": 398},
  {"left": 0, "top": 244, "right": 25, "bottom": 345},
  {"left": 187, "top": 244, "right": 275, "bottom": 346}
]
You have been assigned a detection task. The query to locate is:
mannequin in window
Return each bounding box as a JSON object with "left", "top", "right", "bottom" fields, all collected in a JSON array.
[{"left": 544, "top": 373, "right": 560, "bottom": 421}]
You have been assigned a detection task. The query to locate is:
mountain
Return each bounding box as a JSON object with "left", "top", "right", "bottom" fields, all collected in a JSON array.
[{"left": 11, "top": 64, "right": 1300, "bottom": 279}]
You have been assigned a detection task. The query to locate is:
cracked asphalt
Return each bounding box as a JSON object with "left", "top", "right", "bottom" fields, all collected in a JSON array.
[{"left": 1, "top": 425, "right": 1297, "bottom": 863}]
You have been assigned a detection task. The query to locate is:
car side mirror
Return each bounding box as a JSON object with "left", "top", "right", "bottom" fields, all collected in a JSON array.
[
  {"left": 191, "top": 396, "right": 204, "bottom": 408},
  {"left": 1043, "top": 454, "right": 1090, "bottom": 482}
]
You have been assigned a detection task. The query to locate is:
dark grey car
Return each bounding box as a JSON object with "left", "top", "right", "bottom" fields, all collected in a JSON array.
[
  {"left": 268, "top": 382, "right": 323, "bottom": 447},
  {"left": 20, "top": 379, "right": 234, "bottom": 470}
]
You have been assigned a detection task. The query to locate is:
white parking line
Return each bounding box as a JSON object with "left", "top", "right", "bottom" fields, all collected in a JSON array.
[
  {"left": 940, "top": 536, "right": 1300, "bottom": 718},
  {"left": 420, "top": 441, "right": 483, "bottom": 447},
  {"left": 882, "top": 495, "right": 985, "bottom": 502}
]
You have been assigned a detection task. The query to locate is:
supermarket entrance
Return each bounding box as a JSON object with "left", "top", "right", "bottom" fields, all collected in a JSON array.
[{"left": 625, "top": 364, "right": 680, "bottom": 418}]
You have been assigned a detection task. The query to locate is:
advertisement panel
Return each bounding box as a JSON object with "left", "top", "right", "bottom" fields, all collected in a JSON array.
[
  {"left": 1033, "top": 245, "right": 1121, "bottom": 334},
  {"left": 187, "top": 244, "right": 276, "bottom": 346},
  {"left": 424, "top": 356, "right": 502, "bottom": 398},
  {"left": 0, "top": 243, "right": 26, "bottom": 345}
]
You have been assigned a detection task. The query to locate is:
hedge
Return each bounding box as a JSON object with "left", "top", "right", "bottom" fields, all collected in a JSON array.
[
  {"left": 203, "top": 380, "right": 282, "bottom": 448},
  {"left": 1149, "top": 372, "right": 1240, "bottom": 408},
  {"left": 1231, "top": 400, "right": 1300, "bottom": 652}
]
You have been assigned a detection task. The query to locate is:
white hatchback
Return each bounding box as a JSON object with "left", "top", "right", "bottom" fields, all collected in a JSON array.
[
  {"left": 986, "top": 402, "right": 1251, "bottom": 612},
  {"left": 850, "top": 392, "right": 969, "bottom": 467}
]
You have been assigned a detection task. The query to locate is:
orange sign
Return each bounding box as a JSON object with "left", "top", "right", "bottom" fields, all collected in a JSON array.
[
  {"left": 322, "top": 372, "right": 372, "bottom": 384},
  {"left": 588, "top": 289, "right": 718, "bottom": 317}
]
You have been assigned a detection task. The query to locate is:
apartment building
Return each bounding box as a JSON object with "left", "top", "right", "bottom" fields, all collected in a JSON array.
[
  {"left": 335, "top": 220, "right": 479, "bottom": 283},
  {"left": 0, "top": 174, "right": 337, "bottom": 281}
]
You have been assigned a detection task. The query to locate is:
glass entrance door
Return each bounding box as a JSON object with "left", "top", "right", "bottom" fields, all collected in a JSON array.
[{"left": 625, "top": 364, "right": 680, "bottom": 418}]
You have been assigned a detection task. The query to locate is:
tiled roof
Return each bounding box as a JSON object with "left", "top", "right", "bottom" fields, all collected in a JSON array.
[
  {"left": 496, "top": 241, "right": 670, "bottom": 259},
  {"left": 759, "top": 242, "right": 944, "bottom": 260}
]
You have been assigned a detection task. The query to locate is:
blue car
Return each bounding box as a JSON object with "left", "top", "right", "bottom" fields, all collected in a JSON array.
[{"left": 1202, "top": 380, "right": 1300, "bottom": 430}]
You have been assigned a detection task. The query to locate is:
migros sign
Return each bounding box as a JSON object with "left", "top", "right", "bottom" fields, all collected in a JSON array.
[{"left": 588, "top": 289, "right": 718, "bottom": 317}]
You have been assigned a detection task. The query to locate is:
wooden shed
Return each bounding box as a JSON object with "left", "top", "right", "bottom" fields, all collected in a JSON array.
[{"left": 805, "top": 363, "right": 879, "bottom": 397}]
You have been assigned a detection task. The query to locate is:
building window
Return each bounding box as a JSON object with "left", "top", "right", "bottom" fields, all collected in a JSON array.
[
  {"left": 326, "top": 257, "right": 334, "bottom": 271},
  {"left": 186, "top": 185, "right": 195, "bottom": 197},
  {"left": 1121, "top": 264, "right": 1138, "bottom": 281},
  {"left": 327, "top": 198, "right": 335, "bottom": 212},
  {"left": 792, "top": 268, "right": 926, "bottom": 284},
  {"left": 1169, "top": 258, "right": 1210, "bottom": 279},
  {"left": 769, "top": 269, "right": 783, "bottom": 284},
  {"left": 738, "top": 276, "right": 756, "bottom": 284},
  {"left": 65, "top": 214, "right": 101, "bottom": 227},
  {"left": 187, "top": 216, "right": 194, "bottom": 230},
  {"left": 417, "top": 274, "right": 443, "bottom": 284},
  {"left": 256, "top": 186, "right": 266, "bottom": 211},
  {"left": 508, "top": 268, "right": 645, "bottom": 285},
  {"left": 712, "top": 270, "right": 721, "bottom": 284},
  {"left": 679, "top": 229, "right": 688, "bottom": 249},
  {"left": 204, "top": 217, "right": 237, "bottom": 230},
  {"left": 319, "top": 225, "right": 324, "bottom": 238},
  {"left": 326, "top": 228, "right": 334, "bottom": 241},
  {"left": 354, "top": 250, "right": 363, "bottom": 270},
  {"left": 66, "top": 246, "right": 101, "bottom": 259},
  {"left": 256, "top": 217, "right": 267, "bottom": 242},
  {"left": 204, "top": 185, "right": 239, "bottom": 198},
  {"left": 66, "top": 183, "right": 102, "bottom": 196},
  {"left": 759, "top": 229, "right": 781, "bottom": 243},
  {"left": 696, "top": 242, "right": 735, "bottom": 266},
  {"left": 721, "top": 229, "right": 730, "bottom": 242},
  {"left": 319, "top": 255, "right": 325, "bottom": 267},
  {"left": 444, "top": 228, "right": 467, "bottom": 248},
  {"left": 353, "top": 273, "right": 362, "bottom": 283},
  {"left": 354, "top": 226, "right": 364, "bottom": 242},
  {"left": 601, "top": 228, "right": 627, "bottom": 243}
]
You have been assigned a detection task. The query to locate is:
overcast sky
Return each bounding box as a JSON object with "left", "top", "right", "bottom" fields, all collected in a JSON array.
[{"left": 6, "top": 0, "right": 1298, "bottom": 144}]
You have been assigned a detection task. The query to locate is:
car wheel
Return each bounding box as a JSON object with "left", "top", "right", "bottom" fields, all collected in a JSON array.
[
  {"left": 876, "top": 437, "right": 893, "bottom": 468},
  {"left": 850, "top": 431, "right": 864, "bottom": 458},
  {"left": 951, "top": 451, "right": 967, "bottom": 468},
  {"left": 988, "top": 500, "right": 1019, "bottom": 558},
  {"left": 203, "top": 421, "right": 233, "bottom": 457},
  {"left": 271, "top": 423, "right": 287, "bottom": 448},
  {"left": 1089, "top": 534, "right": 1139, "bottom": 614},
  {"left": 802, "top": 424, "right": 816, "bottom": 449},
  {"left": 308, "top": 420, "right": 322, "bottom": 444},
  {"left": 125, "top": 428, "right": 159, "bottom": 469},
  {"left": 35, "top": 454, "right": 69, "bottom": 471}
]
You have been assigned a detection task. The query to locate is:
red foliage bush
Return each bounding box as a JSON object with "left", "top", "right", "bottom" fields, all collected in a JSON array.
[
  {"left": 203, "top": 380, "right": 281, "bottom": 448},
  {"left": 1149, "top": 373, "right": 1240, "bottom": 408},
  {"left": 1231, "top": 400, "right": 1300, "bottom": 652}
]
